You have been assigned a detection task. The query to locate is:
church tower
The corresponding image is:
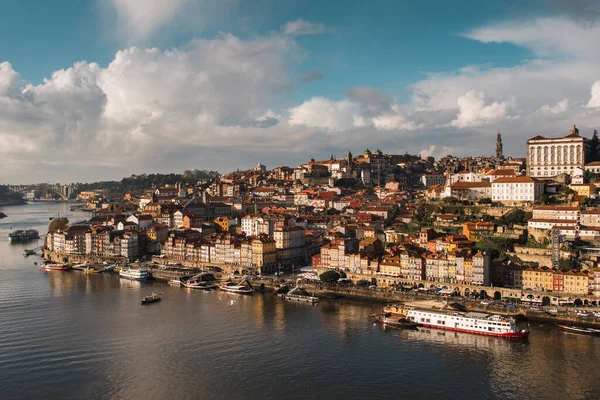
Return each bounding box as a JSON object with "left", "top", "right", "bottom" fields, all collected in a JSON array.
[{"left": 496, "top": 132, "right": 503, "bottom": 159}]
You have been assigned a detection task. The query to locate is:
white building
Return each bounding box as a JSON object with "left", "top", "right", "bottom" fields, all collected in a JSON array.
[
  {"left": 528, "top": 206, "right": 581, "bottom": 231},
  {"left": 527, "top": 125, "right": 588, "bottom": 178},
  {"left": 491, "top": 176, "right": 545, "bottom": 205},
  {"left": 446, "top": 182, "right": 491, "bottom": 200},
  {"left": 241, "top": 215, "right": 258, "bottom": 236},
  {"left": 449, "top": 171, "right": 482, "bottom": 184},
  {"left": 421, "top": 174, "right": 445, "bottom": 187}
]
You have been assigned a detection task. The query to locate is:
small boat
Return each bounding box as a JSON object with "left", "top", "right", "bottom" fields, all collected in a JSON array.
[
  {"left": 141, "top": 292, "right": 162, "bottom": 304},
  {"left": 41, "top": 262, "right": 70, "bottom": 271},
  {"left": 119, "top": 267, "right": 150, "bottom": 281},
  {"left": 181, "top": 272, "right": 218, "bottom": 290},
  {"left": 382, "top": 304, "right": 408, "bottom": 318},
  {"left": 9, "top": 229, "right": 40, "bottom": 243},
  {"left": 23, "top": 249, "right": 36, "bottom": 256},
  {"left": 168, "top": 279, "right": 182, "bottom": 285},
  {"left": 85, "top": 266, "right": 101, "bottom": 274},
  {"left": 555, "top": 323, "right": 600, "bottom": 336},
  {"left": 280, "top": 279, "right": 318, "bottom": 304},
  {"left": 372, "top": 313, "right": 418, "bottom": 329},
  {"left": 219, "top": 282, "right": 253, "bottom": 295},
  {"left": 99, "top": 264, "right": 116, "bottom": 273}
]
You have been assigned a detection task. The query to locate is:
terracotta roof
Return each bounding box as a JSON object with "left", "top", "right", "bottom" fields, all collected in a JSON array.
[
  {"left": 450, "top": 182, "right": 491, "bottom": 188},
  {"left": 528, "top": 135, "right": 547, "bottom": 140},
  {"left": 486, "top": 169, "right": 517, "bottom": 176},
  {"left": 493, "top": 176, "right": 536, "bottom": 183},
  {"left": 534, "top": 206, "right": 580, "bottom": 211}
]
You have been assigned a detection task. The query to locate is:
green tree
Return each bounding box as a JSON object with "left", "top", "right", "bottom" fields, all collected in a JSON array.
[
  {"left": 319, "top": 270, "right": 342, "bottom": 284},
  {"left": 356, "top": 279, "right": 370, "bottom": 288}
]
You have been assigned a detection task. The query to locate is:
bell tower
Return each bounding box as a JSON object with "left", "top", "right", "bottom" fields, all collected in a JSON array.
[{"left": 496, "top": 132, "right": 503, "bottom": 159}]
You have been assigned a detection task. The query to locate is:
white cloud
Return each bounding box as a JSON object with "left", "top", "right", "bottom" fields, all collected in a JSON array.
[
  {"left": 0, "top": 34, "right": 301, "bottom": 182},
  {"left": 451, "top": 90, "right": 512, "bottom": 128},
  {"left": 110, "top": 0, "right": 193, "bottom": 41},
  {"left": 289, "top": 97, "right": 360, "bottom": 131},
  {"left": 537, "top": 98, "right": 569, "bottom": 113},
  {"left": 289, "top": 90, "right": 417, "bottom": 131},
  {"left": 282, "top": 19, "right": 328, "bottom": 36},
  {"left": 0, "top": 62, "right": 20, "bottom": 97},
  {"left": 586, "top": 81, "right": 600, "bottom": 107},
  {"left": 462, "top": 16, "right": 600, "bottom": 60}
]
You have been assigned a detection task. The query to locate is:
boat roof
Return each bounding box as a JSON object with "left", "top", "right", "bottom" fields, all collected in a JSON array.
[{"left": 464, "top": 312, "right": 491, "bottom": 319}]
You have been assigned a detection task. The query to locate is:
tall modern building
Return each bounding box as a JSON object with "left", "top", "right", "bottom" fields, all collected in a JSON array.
[
  {"left": 526, "top": 125, "right": 589, "bottom": 178},
  {"left": 496, "top": 132, "right": 503, "bottom": 159}
]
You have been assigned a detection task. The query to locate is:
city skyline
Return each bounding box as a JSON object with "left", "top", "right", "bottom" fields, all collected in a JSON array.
[{"left": 2, "top": 1, "right": 600, "bottom": 183}]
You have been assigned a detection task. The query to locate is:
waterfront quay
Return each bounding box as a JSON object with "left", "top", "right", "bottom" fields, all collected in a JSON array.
[{"left": 42, "top": 248, "right": 600, "bottom": 328}]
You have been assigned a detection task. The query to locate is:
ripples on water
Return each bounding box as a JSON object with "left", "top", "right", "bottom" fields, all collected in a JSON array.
[{"left": 1, "top": 203, "right": 600, "bottom": 400}]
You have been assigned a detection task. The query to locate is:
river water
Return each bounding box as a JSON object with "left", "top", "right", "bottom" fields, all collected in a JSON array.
[{"left": 1, "top": 203, "right": 600, "bottom": 400}]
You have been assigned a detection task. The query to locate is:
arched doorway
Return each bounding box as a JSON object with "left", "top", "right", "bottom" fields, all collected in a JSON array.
[
  {"left": 464, "top": 288, "right": 471, "bottom": 297},
  {"left": 584, "top": 299, "right": 589, "bottom": 305},
  {"left": 454, "top": 287, "right": 461, "bottom": 297},
  {"left": 371, "top": 278, "right": 378, "bottom": 286},
  {"left": 542, "top": 296, "right": 550, "bottom": 306},
  {"left": 430, "top": 284, "right": 437, "bottom": 289},
  {"left": 493, "top": 291, "right": 502, "bottom": 301},
  {"left": 574, "top": 298, "right": 583, "bottom": 307},
  {"left": 480, "top": 290, "right": 488, "bottom": 299},
  {"left": 418, "top": 283, "right": 424, "bottom": 288}
]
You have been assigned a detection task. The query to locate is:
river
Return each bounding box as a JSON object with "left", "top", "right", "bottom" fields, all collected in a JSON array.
[{"left": 1, "top": 203, "right": 600, "bottom": 400}]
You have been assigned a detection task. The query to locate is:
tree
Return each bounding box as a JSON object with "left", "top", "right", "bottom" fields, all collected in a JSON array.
[
  {"left": 48, "top": 217, "right": 69, "bottom": 232},
  {"left": 356, "top": 279, "right": 370, "bottom": 288},
  {"left": 539, "top": 194, "right": 550, "bottom": 205},
  {"left": 319, "top": 270, "right": 342, "bottom": 284}
]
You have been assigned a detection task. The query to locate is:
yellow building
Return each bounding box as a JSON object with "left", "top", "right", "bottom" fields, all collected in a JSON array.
[
  {"left": 379, "top": 257, "right": 402, "bottom": 277},
  {"left": 563, "top": 270, "right": 589, "bottom": 294},
  {"left": 214, "top": 216, "right": 230, "bottom": 232},
  {"left": 252, "top": 236, "right": 276, "bottom": 273},
  {"left": 522, "top": 267, "right": 554, "bottom": 291},
  {"left": 464, "top": 258, "right": 474, "bottom": 285},
  {"left": 569, "top": 184, "right": 596, "bottom": 198}
]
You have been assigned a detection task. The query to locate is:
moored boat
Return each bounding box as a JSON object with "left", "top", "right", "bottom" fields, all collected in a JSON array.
[
  {"left": 383, "top": 304, "right": 408, "bottom": 318},
  {"left": 555, "top": 323, "right": 600, "bottom": 336},
  {"left": 372, "top": 313, "right": 418, "bottom": 329},
  {"left": 219, "top": 281, "right": 253, "bottom": 295},
  {"left": 405, "top": 307, "right": 529, "bottom": 339},
  {"left": 281, "top": 279, "right": 318, "bottom": 304},
  {"left": 181, "top": 272, "right": 217, "bottom": 290},
  {"left": 8, "top": 229, "right": 40, "bottom": 243},
  {"left": 41, "top": 262, "right": 70, "bottom": 271},
  {"left": 119, "top": 267, "right": 150, "bottom": 281},
  {"left": 141, "top": 292, "right": 162, "bottom": 304},
  {"left": 99, "top": 264, "right": 116, "bottom": 273},
  {"left": 168, "top": 279, "right": 182, "bottom": 285}
]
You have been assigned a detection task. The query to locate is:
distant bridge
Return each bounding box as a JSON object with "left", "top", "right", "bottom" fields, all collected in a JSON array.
[{"left": 6, "top": 184, "right": 75, "bottom": 200}]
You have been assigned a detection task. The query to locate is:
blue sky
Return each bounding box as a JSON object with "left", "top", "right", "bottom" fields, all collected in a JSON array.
[
  {"left": 5, "top": 1, "right": 534, "bottom": 90},
  {"left": 1, "top": 0, "right": 600, "bottom": 183}
]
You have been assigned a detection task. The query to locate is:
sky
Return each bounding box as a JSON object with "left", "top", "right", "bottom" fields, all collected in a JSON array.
[{"left": 2, "top": 0, "right": 600, "bottom": 184}]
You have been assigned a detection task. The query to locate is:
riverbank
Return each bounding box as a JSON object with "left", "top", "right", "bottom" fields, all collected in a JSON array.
[{"left": 41, "top": 248, "right": 600, "bottom": 328}]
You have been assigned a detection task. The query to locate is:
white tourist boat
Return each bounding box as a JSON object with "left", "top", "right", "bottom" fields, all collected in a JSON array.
[
  {"left": 281, "top": 279, "right": 319, "bottom": 304},
  {"left": 404, "top": 307, "right": 529, "bottom": 339},
  {"left": 181, "top": 272, "right": 217, "bottom": 290},
  {"left": 219, "top": 282, "right": 253, "bottom": 295},
  {"left": 119, "top": 267, "right": 150, "bottom": 281}
]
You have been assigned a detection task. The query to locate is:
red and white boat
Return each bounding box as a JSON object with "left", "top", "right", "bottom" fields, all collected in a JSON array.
[
  {"left": 405, "top": 308, "right": 529, "bottom": 339},
  {"left": 41, "top": 262, "right": 71, "bottom": 271},
  {"left": 555, "top": 323, "right": 600, "bottom": 336}
]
